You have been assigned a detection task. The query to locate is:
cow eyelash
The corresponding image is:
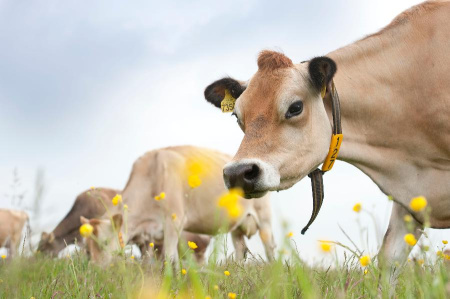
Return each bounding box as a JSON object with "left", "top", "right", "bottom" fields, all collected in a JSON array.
[
  {"left": 232, "top": 112, "right": 244, "bottom": 128},
  {"left": 231, "top": 112, "right": 239, "bottom": 123}
]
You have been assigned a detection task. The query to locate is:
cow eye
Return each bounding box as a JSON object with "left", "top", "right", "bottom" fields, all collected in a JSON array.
[{"left": 285, "top": 101, "right": 303, "bottom": 119}]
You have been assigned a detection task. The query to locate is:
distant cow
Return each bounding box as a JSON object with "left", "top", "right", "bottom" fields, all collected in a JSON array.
[
  {"left": 38, "top": 188, "right": 119, "bottom": 256},
  {"left": 38, "top": 187, "right": 211, "bottom": 262},
  {"left": 80, "top": 214, "right": 211, "bottom": 263},
  {"left": 0, "top": 209, "right": 29, "bottom": 258},
  {"left": 101, "top": 146, "right": 275, "bottom": 262}
]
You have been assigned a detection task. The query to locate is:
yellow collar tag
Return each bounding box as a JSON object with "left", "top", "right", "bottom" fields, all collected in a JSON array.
[
  {"left": 221, "top": 89, "right": 236, "bottom": 113},
  {"left": 321, "top": 85, "right": 327, "bottom": 99},
  {"left": 321, "top": 134, "right": 343, "bottom": 172}
]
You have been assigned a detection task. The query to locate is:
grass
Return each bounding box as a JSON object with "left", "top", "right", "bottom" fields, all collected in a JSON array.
[{"left": 1, "top": 244, "right": 449, "bottom": 299}]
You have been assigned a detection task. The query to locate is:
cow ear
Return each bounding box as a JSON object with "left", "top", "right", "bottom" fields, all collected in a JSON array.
[
  {"left": 80, "top": 216, "right": 89, "bottom": 225},
  {"left": 49, "top": 232, "right": 55, "bottom": 243},
  {"left": 204, "top": 77, "right": 246, "bottom": 108},
  {"left": 308, "top": 57, "right": 337, "bottom": 91},
  {"left": 112, "top": 214, "right": 123, "bottom": 230},
  {"left": 41, "top": 232, "right": 49, "bottom": 240}
]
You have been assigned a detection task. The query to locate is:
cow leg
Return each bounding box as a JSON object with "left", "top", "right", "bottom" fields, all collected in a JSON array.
[
  {"left": 258, "top": 224, "right": 276, "bottom": 261},
  {"left": 231, "top": 230, "right": 248, "bottom": 261},
  {"left": 139, "top": 242, "right": 151, "bottom": 261},
  {"left": 163, "top": 217, "right": 180, "bottom": 264},
  {"left": 379, "top": 202, "right": 422, "bottom": 269}
]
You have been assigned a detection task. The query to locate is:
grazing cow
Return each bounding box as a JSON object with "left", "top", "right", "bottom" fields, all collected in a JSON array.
[
  {"left": 38, "top": 187, "right": 210, "bottom": 262},
  {"left": 81, "top": 215, "right": 211, "bottom": 263},
  {"left": 203, "top": 1, "right": 450, "bottom": 266},
  {"left": 103, "top": 146, "right": 275, "bottom": 262},
  {"left": 0, "top": 209, "right": 29, "bottom": 258},
  {"left": 38, "top": 188, "right": 119, "bottom": 256}
]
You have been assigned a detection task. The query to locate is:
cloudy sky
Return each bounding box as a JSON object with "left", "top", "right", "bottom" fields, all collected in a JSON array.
[{"left": 1, "top": 0, "right": 447, "bottom": 261}]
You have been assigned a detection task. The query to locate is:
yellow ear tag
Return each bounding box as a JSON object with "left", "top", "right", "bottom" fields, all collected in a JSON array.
[
  {"left": 221, "top": 89, "right": 236, "bottom": 113},
  {"left": 321, "top": 134, "right": 343, "bottom": 172},
  {"left": 320, "top": 85, "right": 327, "bottom": 99}
]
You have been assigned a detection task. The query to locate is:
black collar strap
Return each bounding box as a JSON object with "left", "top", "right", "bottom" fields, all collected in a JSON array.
[{"left": 301, "top": 81, "right": 343, "bottom": 234}]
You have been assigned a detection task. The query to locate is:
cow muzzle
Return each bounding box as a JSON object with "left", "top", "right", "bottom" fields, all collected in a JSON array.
[{"left": 223, "top": 159, "right": 280, "bottom": 198}]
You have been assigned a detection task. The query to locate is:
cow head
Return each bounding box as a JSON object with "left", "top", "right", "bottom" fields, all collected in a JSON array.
[
  {"left": 38, "top": 232, "right": 59, "bottom": 255},
  {"left": 204, "top": 51, "right": 336, "bottom": 198},
  {"left": 80, "top": 214, "right": 123, "bottom": 263}
]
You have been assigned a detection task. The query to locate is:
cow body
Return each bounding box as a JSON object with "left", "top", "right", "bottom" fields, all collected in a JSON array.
[
  {"left": 204, "top": 1, "right": 449, "bottom": 266},
  {"left": 114, "top": 146, "right": 275, "bottom": 261},
  {"left": 0, "top": 209, "right": 28, "bottom": 258}
]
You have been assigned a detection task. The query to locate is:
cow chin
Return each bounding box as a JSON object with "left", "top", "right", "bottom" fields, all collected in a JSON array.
[{"left": 242, "top": 190, "right": 269, "bottom": 199}]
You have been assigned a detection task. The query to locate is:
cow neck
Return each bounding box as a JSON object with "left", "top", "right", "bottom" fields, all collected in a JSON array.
[
  {"left": 325, "top": 36, "right": 425, "bottom": 225},
  {"left": 301, "top": 81, "right": 343, "bottom": 235}
]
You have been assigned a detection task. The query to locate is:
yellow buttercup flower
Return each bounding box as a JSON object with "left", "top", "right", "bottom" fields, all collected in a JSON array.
[
  {"left": 443, "top": 240, "right": 448, "bottom": 245},
  {"left": 218, "top": 188, "right": 243, "bottom": 219},
  {"left": 403, "top": 215, "right": 413, "bottom": 223},
  {"left": 228, "top": 292, "right": 237, "bottom": 299},
  {"left": 154, "top": 192, "right": 166, "bottom": 201},
  {"left": 188, "top": 241, "right": 198, "bottom": 249},
  {"left": 404, "top": 233, "right": 417, "bottom": 246},
  {"left": 130, "top": 255, "right": 135, "bottom": 259},
  {"left": 353, "top": 203, "right": 362, "bottom": 213},
  {"left": 319, "top": 241, "right": 333, "bottom": 253},
  {"left": 171, "top": 213, "right": 177, "bottom": 221},
  {"left": 187, "top": 160, "right": 203, "bottom": 175},
  {"left": 1, "top": 255, "right": 6, "bottom": 259},
  {"left": 185, "top": 156, "right": 213, "bottom": 188},
  {"left": 224, "top": 270, "right": 230, "bottom": 276},
  {"left": 149, "top": 242, "right": 154, "bottom": 248},
  {"left": 214, "top": 285, "right": 219, "bottom": 290},
  {"left": 410, "top": 196, "right": 427, "bottom": 212},
  {"left": 188, "top": 175, "right": 202, "bottom": 189},
  {"left": 80, "top": 223, "right": 94, "bottom": 238},
  {"left": 359, "top": 255, "right": 371, "bottom": 267},
  {"left": 112, "top": 194, "right": 122, "bottom": 206},
  {"left": 286, "top": 232, "right": 293, "bottom": 238},
  {"left": 181, "top": 269, "right": 187, "bottom": 275},
  {"left": 205, "top": 296, "right": 211, "bottom": 299}
]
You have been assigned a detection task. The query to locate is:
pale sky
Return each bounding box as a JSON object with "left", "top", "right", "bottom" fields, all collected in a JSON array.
[{"left": 1, "top": 0, "right": 447, "bottom": 262}]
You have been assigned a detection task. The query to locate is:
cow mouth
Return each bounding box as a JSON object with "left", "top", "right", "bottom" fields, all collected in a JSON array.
[{"left": 242, "top": 190, "right": 268, "bottom": 199}]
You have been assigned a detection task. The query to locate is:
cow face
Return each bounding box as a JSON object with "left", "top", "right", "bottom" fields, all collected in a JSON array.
[
  {"left": 204, "top": 51, "right": 336, "bottom": 198},
  {"left": 38, "top": 232, "right": 60, "bottom": 255},
  {"left": 80, "top": 214, "right": 123, "bottom": 263}
]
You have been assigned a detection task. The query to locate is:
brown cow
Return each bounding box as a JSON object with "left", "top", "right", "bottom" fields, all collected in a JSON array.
[
  {"left": 39, "top": 188, "right": 211, "bottom": 262},
  {"left": 0, "top": 209, "right": 29, "bottom": 258},
  {"left": 204, "top": 1, "right": 450, "bottom": 266},
  {"left": 80, "top": 215, "right": 211, "bottom": 264},
  {"left": 38, "top": 188, "right": 119, "bottom": 256}
]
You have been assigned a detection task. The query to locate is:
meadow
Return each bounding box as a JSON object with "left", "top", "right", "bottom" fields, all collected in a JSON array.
[{"left": 1, "top": 233, "right": 449, "bottom": 299}]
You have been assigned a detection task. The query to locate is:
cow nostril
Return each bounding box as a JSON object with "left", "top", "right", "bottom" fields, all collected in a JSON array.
[{"left": 244, "top": 164, "right": 260, "bottom": 181}]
